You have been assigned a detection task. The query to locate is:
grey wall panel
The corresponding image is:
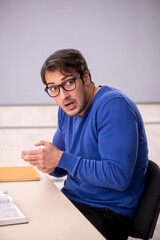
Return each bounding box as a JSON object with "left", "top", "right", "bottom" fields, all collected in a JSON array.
[{"left": 0, "top": 0, "right": 160, "bottom": 105}]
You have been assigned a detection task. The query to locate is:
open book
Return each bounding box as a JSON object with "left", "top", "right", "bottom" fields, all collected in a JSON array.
[{"left": 0, "top": 192, "right": 28, "bottom": 226}]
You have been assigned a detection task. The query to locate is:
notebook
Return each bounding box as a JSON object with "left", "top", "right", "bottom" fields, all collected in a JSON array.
[{"left": 0, "top": 166, "right": 40, "bottom": 182}]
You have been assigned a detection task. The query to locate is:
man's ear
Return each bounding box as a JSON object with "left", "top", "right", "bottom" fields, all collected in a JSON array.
[{"left": 83, "top": 71, "right": 91, "bottom": 86}]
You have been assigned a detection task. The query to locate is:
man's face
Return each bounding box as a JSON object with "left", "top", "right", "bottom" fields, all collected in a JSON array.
[{"left": 45, "top": 70, "right": 91, "bottom": 117}]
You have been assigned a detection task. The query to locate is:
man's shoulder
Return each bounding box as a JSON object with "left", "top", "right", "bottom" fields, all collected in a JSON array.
[
  {"left": 94, "top": 86, "right": 126, "bottom": 106},
  {"left": 93, "top": 86, "right": 138, "bottom": 115}
]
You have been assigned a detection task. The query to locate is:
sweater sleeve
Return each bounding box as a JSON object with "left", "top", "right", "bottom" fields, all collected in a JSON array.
[
  {"left": 56, "top": 98, "right": 140, "bottom": 191},
  {"left": 49, "top": 107, "right": 68, "bottom": 178},
  {"left": 49, "top": 127, "right": 67, "bottom": 178}
]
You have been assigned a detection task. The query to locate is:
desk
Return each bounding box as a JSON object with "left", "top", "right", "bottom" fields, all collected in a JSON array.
[{"left": 0, "top": 151, "right": 105, "bottom": 240}]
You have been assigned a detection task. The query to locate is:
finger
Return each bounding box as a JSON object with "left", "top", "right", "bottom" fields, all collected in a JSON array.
[
  {"left": 21, "top": 153, "right": 41, "bottom": 161},
  {"left": 34, "top": 140, "right": 50, "bottom": 148},
  {"left": 23, "top": 157, "right": 44, "bottom": 166},
  {"left": 21, "top": 149, "right": 39, "bottom": 156},
  {"left": 21, "top": 145, "right": 47, "bottom": 157},
  {"left": 24, "top": 159, "right": 41, "bottom": 165},
  {"left": 27, "top": 162, "right": 43, "bottom": 168}
]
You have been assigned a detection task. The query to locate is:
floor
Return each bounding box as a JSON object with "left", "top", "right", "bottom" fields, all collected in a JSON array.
[{"left": 0, "top": 103, "right": 159, "bottom": 240}]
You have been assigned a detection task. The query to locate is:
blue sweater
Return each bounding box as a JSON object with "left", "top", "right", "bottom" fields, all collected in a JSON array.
[{"left": 51, "top": 86, "right": 148, "bottom": 217}]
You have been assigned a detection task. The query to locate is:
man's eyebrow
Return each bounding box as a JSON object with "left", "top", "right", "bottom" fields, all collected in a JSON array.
[{"left": 47, "top": 74, "right": 73, "bottom": 85}]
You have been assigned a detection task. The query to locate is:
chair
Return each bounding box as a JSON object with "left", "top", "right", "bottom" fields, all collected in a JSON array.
[{"left": 129, "top": 160, "right": 160, "bottom": 240}]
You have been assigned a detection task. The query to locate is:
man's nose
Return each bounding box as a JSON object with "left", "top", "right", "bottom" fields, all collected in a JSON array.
[{"left": 59, "top": 87, "right": 70, "bottom": 99}]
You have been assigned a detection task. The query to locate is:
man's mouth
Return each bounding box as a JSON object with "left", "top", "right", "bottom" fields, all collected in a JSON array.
[{"left": 63, "top": 100, "right": 76, "bottom": 110}]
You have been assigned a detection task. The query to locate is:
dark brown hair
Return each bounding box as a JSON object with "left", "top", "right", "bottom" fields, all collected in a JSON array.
[{"left": 41, "top": 49, "right": 93, "bottom": 85}]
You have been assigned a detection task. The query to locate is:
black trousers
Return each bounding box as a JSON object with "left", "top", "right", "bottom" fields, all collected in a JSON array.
[{"left": 71, "top": 200, "right": 133, "bottom": 240}]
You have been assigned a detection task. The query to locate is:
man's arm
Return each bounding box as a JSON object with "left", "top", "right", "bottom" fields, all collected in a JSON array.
[{"left": 53, "top": 98, "right": 147, "bottom": 191}]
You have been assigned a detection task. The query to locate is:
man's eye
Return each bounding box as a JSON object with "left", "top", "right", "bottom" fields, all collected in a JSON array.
[
  {"left": 66, "top": 80, "right": 74, "bottom": 86},
  {"left": 50, "top": 86, "right": 57, "bottom": 92}
]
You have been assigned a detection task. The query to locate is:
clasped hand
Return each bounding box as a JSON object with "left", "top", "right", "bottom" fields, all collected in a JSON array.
[{"left": 21, "top": 141, "right": 63, "bottom": 174}]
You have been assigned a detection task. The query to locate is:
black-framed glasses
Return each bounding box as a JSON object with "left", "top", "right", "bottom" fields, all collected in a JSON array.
[{"left": 45, "top": 74, "right": 81, "bottom": 98}]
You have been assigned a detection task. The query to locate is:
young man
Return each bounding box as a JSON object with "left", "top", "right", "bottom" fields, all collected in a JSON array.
[{"left": 21, "top": 49, "right": 148, "bottom": 240}]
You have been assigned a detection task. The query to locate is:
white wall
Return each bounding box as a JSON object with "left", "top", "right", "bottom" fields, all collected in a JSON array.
[{"left": 0, "top": 0, "right": 160, "bottom": 105}]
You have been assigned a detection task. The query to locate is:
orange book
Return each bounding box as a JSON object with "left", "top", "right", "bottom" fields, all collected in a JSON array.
[{"left": 0, "top": 166, "right": 40, "bottom": 182}]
